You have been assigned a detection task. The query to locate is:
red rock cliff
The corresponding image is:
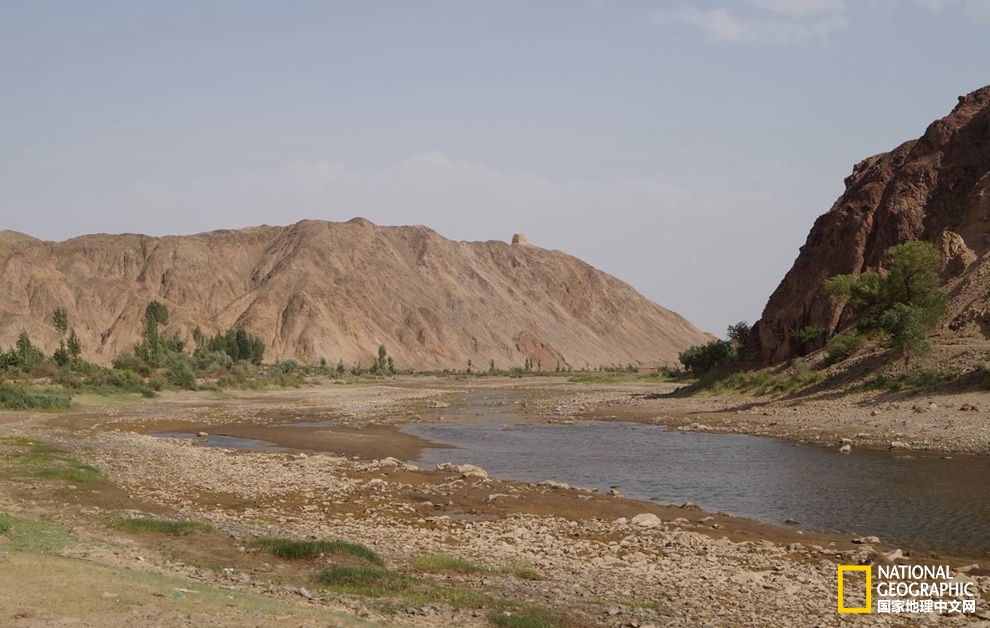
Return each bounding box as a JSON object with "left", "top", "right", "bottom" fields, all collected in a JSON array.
[{"left": 755, "top": 85, "right": 990, "bottom": 362}]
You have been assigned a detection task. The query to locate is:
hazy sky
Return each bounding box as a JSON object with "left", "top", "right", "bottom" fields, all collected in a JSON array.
[{"left": 2, "top": 1, "right": 987, "bottom": 335}]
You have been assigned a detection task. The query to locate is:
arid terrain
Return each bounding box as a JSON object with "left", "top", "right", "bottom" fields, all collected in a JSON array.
[
  {"left": 0, "top": 219, "right": 709, "bottom": 370},
  {"left": 1, "top": 377, "right": 988, "bottom": 627}
]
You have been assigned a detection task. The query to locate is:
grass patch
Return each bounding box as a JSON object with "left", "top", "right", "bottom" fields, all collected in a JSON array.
[
  {"left": 0, "top": 437, "right": 103, "bottom": 486},
  {"left": 254, "top": 538, "right": 384, "bottom": 566},
  {"left": 315, "top": 566, "right": 412, "bottom": 596},
  {"left": 861, "top": 368, "right": 961, "bottom": 392},
  {"left": 410, "top": 554, "right": 540, "bottom": 580},
  {"left": 566, "top": 373, "right": 620, "bottom": 383},
  {"left": 0, "top": 512, "right": 75, "bottom": 554},
  {"left": 314, "top": 565, "right": 561, "bottom": 625},
  {"left": 112, "top": 517, "right": 212, "bottom": 536},
  {"left": 487, "top": 611, "right": 559, "bottom": 628},
  {"left": 694, "top": 359, "right": 823, "bottom": 397},
  {"left": 34, "top": 460, "right": 102, "bottom": 484}
]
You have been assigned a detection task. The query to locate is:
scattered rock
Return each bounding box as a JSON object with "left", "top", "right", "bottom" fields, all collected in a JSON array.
[
  {"left": 197, "top": 432, "right": 209, "bottom": 437},
  {"left": 426, "top": 400, "right": 449, "bottom": 409},
  {"left": 458, "top": 464, "right": 488, "bottom": 479},
  {"left": 959, "top": 404, "right": 978, "bottom": 412},
  {"left": 631, "top": 513, "right": 662, "bottom": 528},
  {"left": 889, "top": 441, "right": 912, "bottom": 450},
  {"left": 784, "top": 518, "right": 800, "bottom": 526},
  {"left": 298, "top": 587, "right": 313, "bottom": 599},
  {"left": 853, "top": 536, "right": 881, "bottom": 545},
  {"left": 838, "top": 444, "right": 851, "bottom": 453}
]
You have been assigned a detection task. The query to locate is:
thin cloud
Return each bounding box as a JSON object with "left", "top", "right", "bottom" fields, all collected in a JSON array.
[
  {"left": 655, "top": 2, "right": 848, "bottom": 45},
  {"left": 918, "top": 0, "right": 990, "bottom": 22},
  {"left": 749, "top": 0, "right": 847, "bottom": 16}
]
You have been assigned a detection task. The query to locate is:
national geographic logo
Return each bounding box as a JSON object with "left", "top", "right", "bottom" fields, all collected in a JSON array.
[{"left": 838, "top": 564, "right": 978, "bottom": 615}]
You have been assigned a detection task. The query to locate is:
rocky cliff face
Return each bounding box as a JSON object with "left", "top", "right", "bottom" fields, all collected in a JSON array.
[
  {"left": 754, "top": 85, "right": 990, "bottom": 362},
  {"left": 0, "top": 219, "right": 709, "bottom": 369}
]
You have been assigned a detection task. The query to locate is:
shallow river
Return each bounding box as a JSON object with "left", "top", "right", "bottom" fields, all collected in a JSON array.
[{"left": 404, "top": 415, "right": 990, "bottom": 558}]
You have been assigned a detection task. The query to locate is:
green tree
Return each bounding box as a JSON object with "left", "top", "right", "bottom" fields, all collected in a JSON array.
[
  {"left": 192, "top": 326, "right": 204, "bottom": 351},
  {"left": 678, "top": 340, "right": 734, "bottom": 375},
  {"left": 825, "top": 241, "right": 947, "bottom": 366},
  {"left": 726, "top": 321, "right": 751, "bottom": 347},
  {"left": 202, "top": 328, "right": 265, "bottom": 365},
  {"left": 136, "top": 301, "right": 170, "bottom": 364},
  {"left": 67, "top": 328, "right": 82, "bottom": 361},
  {"left": 53, "top": 308, "right": 69, "bottom": 337}
]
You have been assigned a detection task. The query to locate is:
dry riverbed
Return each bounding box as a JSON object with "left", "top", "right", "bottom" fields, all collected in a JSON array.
[{"left": 1, "top": 377, "right": 988, "bottom": 627}]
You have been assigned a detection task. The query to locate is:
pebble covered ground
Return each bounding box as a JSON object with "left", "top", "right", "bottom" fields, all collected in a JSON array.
[{"left": 2, "top": 378, "right": 989, "bottom": 627}]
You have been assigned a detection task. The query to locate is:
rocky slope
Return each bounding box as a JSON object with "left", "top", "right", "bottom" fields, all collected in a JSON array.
[
  {"left": 754, "top": 85, "right": 990, "bottom": 362},
  {"left": 0, "top": 219, "right": 708, "bottom": 369}
]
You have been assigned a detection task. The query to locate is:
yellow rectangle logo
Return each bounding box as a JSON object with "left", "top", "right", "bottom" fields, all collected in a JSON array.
[{"left": 838, "top": 565, "right": 872, "bottom": 614}]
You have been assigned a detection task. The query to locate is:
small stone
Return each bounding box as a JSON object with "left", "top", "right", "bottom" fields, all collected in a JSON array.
[
  {"left": 889, "top": 441, "right": 911, "bottom": 450},
  {"left": 784, "top": 518, "right": 800, "bottom": 525},
  {"left": 298, "top": 587, "right": 313, "bottom": 599},
  {"left": 959, "top": 404, "right": 978, "bottom": 412},
  {"left": 197, "top": 432, "right": 209, "bottom": 437},
  {"left": 853, "top": 536, "right": 880, "bottom": 544},
  {"left": 885, "top": 548, "right": 903, "bottom": 561},
  {"left": 839, "top": 444, "right": 852, "bottom": 453}
]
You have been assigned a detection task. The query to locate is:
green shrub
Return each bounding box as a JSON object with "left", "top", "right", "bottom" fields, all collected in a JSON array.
[
  {"left": 254, "top": 538, "right": 384, "bottom": 566},
  {"left": 166, "top": 362, "right": 197, "bottom": 389},
  {"left": 192, "top": 351, "right": 233, "bottom": 374},
  {"left": 112, "top": 352, "right": 151, "bottom": 376},
  {"left": 825, "top": 331, "right": 865, "bottom": 364},
  {"left": 790, "top": 325, "right": 827, "bottom": 345},
  {"left": 0, "top": 382, "right": 72, "bottom": 410}
]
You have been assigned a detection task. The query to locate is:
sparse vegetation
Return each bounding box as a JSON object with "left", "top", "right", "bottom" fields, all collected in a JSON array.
[
  {"left": 487, "top": 611, "right": 558, "bottom": 628},
  {"left": 861, "top": 368, "right": 961, "bottom": 392},
  {"left": 313, "top": 564, "right": 560, "bottom": 624},
  {"left": 410, "top": 554, "right": 540, "bottom": 580}
]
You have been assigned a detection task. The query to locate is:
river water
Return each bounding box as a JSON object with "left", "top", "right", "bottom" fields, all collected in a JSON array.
[{"left": 404, "top": 416, "right": 990, "bottom": 558}]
